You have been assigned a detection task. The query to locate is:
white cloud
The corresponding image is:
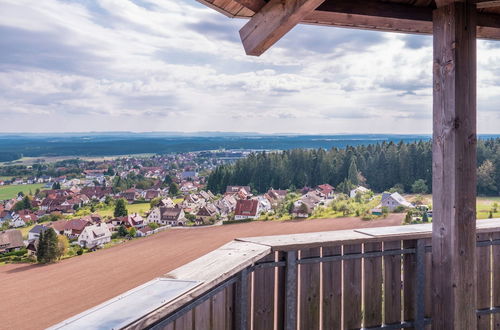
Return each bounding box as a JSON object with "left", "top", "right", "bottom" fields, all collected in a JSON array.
[{"left": 0, "top": 0, "right": 499, "bottom": 133}]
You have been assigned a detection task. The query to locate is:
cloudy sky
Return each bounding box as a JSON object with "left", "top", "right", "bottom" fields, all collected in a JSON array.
[{"left": 1, "top": 0, "right": 500, "bottom": 134}]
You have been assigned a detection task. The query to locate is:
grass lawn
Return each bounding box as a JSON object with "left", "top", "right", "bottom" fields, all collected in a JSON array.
[
  {"left": 94, "top": 202, "right": 151, "bottom": 218},
  {"left": 0, "top": 183, "right": 46, "bottom": 200},
  {"left": 19, "top": 224, "right": 36, "bottom": 240}
]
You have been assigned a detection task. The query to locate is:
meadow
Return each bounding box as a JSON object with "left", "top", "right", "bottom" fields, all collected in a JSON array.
[{"left": 0, "top": 183, "right": 46, "bottom": 200}]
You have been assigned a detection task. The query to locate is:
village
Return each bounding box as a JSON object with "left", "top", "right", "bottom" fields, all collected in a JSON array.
[{"left": 0, "top": 153, "right": 427, "bottom": 264}]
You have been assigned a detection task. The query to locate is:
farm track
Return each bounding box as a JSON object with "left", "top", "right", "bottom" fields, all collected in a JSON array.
[{"left": 0, "top": 214, "right": 403, "bottom": 330}]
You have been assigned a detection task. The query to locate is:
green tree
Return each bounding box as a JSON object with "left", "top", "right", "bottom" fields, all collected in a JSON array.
[
  {"left": 164, "top": 175, "right": 173, "bottom": 185},
  {"left": 52, "top": 182, "right": 61, "bottom": 190},
  {"left": 13, "top": 196, "right": 31, "bottom": 211},
  {"left": 37, "top": 228, "right": 59, "bottom": 263},
  {"left": 57, "top": 235, "right": 69, "bottom": 260},
  {"left": 128, "top": 227, "right": 137, "bottom": 237},
  {"left": 422, "top": 212, "right": 429, "bottom": 223},
  {"left": 169, "top": 182, "right": 179, "bottom": 196},
  {"left": 411, "top": 179, "right": 428, "bottom": 194},
  {"left": 478, "top": 160, "right": 497, "bottom": 195},
  {"left": 114, "top": 199, "right": 128, "bottom": 217},
  {"left": 348, "top": 158, "right": 359, "bottom": 186},
  {"left": 118, "top": 225, "right": 128, "bottom": 237}
]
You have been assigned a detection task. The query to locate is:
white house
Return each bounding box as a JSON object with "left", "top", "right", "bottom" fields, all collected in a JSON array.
[
  {"left": 350, "top": 186, "right": 371, "bottom": 198},
  {"left": 381, "top": 192, "right": 413, "bottom": 211},
  {"left": 78, "top": 223, "right": 112, "bottom": 249},
  {"left": 147, "top": 207, "right": 185, "bottom": 226}
]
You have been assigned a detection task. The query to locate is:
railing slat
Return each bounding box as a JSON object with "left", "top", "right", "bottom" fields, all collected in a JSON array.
[
  {"left": 212, "top": 288, "right": 227, "bottom": 330},
  {"left": 276, "top": 252, "right": 286, "bottom": 330},
  {"left": 343, "top": 243, "right": 362, "bottom": 329},
  {"left": 194, "top": 300, "right": 211, "bottom": 330},
  {"left": 253, "top": 254, "right": 276, "bottom": 330},
  {"left": 492, "top": 232, "right": 500, "bottom": 329},
  {"left": 363, "top": 242, "right": 383, "bottom": 328},
  {"left": 322, "top": 246, "right": 342, "bottom": 330},
  {"left": 226, "top": 284, "right": 235, "bottom": 330},
  {"left": 403, "top": 240, "right": 417, "bottom": 329},
  {"left": 384, "top": 240, "right": 402, "bottom": 325},
  {"left": 174, "top": 310, "right": 193, "bottom": 330},
  {"left": 299, "top": 247, "right": 321, "bottom": 330},
  {"left": 424, "top": 238, "right": 432, "bottom": 330},
  {"left": 477, "top": 233, "right": 492, "bottom": 329}
]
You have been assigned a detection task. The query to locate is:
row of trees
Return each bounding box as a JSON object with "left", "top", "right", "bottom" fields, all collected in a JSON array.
[{"left": 207, "top": 139, "right": 500, "bottom": 195}]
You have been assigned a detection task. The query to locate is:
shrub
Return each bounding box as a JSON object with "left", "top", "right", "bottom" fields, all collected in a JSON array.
[
  {"left": 76, "top": 249, "right": 83, "bottom": 256},
  {"left": 393, "top": 206, "right": 407, "bottom": 213},
  {"left": 223, "top": 219, "right": 253, "bottom": 225}
]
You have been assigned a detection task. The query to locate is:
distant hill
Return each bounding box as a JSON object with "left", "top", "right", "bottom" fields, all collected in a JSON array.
[{"left": 0, "top": 133, "right": 436, "bottom": 161}]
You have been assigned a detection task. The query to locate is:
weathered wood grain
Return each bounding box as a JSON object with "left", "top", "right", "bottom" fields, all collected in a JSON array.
[
  {"left": 239, "top": 0, "right": 326, "bottom": 56},
  {"left": 343, "top": 244, "right": 362, "bottom": 329},
  {"left": 174, "top": 310, "right": 193, "bottom": 330},
  {"left": 432, "top": 3, "right": 477, "bottom": 329},
  {"left": 403, "top": 240, "right": 416, "bottom": 328},
  {"left": 321, "top": 246, "right": 342, "bottom": 329},
  {"left": 253, "top": 254, "right": 276, "bottom": 330},
  {"left": 476, "top": 233, "right": 491, "bottom": 329},
  {"left": 363, "top": 242, "right": 383, "bottom": 328},
  {"left": 194, "top": 300, "right": 211, "bottom": 330},
  {"left": 384, "top": 240, "right": 402, "bottom": 325},
  {"left": 299, "top": 247, "right": 321, "bottom": 329},
  {"left": 492, "top": 232, "right": 500, "bottom": 329}
]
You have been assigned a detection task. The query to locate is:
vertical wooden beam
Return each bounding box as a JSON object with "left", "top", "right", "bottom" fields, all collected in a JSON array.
[{"left": 432, "top": 3, "right": 477, "bottom": 330}]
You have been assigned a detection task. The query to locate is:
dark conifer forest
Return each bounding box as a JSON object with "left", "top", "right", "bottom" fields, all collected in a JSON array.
[{"left": 207, "top": 139, "right": 500, "bottom": 196}]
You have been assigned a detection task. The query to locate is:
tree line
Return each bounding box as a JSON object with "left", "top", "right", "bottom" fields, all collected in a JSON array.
[{"left": 207, "top": 139, "right": 500, "bottom": 196}]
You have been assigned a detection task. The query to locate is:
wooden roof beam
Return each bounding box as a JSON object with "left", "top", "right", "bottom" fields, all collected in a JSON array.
[
  {"left": 239, "top": 0, "right": 327, "bottom": 56},
  {"left": 302, "top": 0, "right": 500, "bottom": 40},
  {"left": 233, "top": 0, "right": 268, "bottom": 13},
  {"left": 476, "top": 0, "right": 500, "bottom": 8}
]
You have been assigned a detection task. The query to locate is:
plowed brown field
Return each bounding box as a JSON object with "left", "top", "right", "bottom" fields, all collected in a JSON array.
[{"left": 0, "top": 215, "right": 403, "bottom": 330}]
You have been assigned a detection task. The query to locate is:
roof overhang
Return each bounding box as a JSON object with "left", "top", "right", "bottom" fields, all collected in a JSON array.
[{"left": 197, "top": 0, "right": 500, "bottom": 56}]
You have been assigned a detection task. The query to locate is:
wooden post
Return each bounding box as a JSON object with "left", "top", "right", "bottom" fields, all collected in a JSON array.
[{"left": 432, "top": 2, "right": 477, "bottom": 330}]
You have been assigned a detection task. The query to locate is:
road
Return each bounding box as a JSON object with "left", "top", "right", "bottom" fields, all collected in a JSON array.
[{"left": 0, "top": 215, "right": 403, "bottom": 330}]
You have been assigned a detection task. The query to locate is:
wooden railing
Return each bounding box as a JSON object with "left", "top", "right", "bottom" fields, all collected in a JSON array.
[
  {"left": 52, "top": 219, "right": 500, "bottom": 330},
  {"left": 125, "top": 219, "right": 500, "bottom": 330}
]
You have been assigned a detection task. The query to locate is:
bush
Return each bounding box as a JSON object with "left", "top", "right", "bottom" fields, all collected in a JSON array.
[
  {"left": 393, "top": 206, "right": 407, "bottom": 213},
  {"left": 76, "top": 249, "right": 83, "bottom": 256},
  {"left": 223, "top": 219, "right": 254, "bottom": 225}
]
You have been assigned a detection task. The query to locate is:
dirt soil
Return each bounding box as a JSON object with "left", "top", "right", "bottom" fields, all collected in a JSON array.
[{"left": 0, "top": 214, "right": 403, "bottom": 330}]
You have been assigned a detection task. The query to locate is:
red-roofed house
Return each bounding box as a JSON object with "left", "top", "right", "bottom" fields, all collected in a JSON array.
[{"left": 234, "top": 199, "right": 260, "bottom": 220}]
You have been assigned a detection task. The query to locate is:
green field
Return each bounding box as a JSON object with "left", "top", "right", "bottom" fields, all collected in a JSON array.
[
  {"left": 0, "top": 183, "right": 46, "bottom": 200},
  {"left": 72, "top": 203, "right": 150, "bottom": 218}
]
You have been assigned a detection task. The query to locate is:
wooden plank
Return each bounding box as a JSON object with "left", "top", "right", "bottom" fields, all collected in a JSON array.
[
  {"left": 356, "top": 223, "right": 432, "bottom": 239},
  {"left": 384, "top": 241, "right": 402, "bottom": 325},
  {"left": 225, "top": 284, "right": 235, "bottom": 330},
  {"left": 343, "top": 244, "right": 362, "bottom": 329},
  {"left": 253, "top": 254, "right": 276, "bottom": 330},
  {"left": 239, "top": 0, "right": 326, "bottom": 56},
  {"left": 212, "top": 289, "right": 227, "bottom": 330},
  {"left": 233, "top": 0, "right": 266, "bottom": 12},
  {"left": 304, "top": 5, "right": 500, "bottom": 40},
  {"left": 476, "top": 233, "right": 491, "bottom": 329},
  {"left": 238, "top": 229, "right": 380, "bottom": 251},
  {"left": 363, "top": 242, "right": 383, "bottom": 328},
  {"left": 193, "top": 300, "right": 211, "bottom": 330},
  {"left": 174, "top": 310, "right": 193, "bottom": 330},
  {"left": 128, "top": 241, "right": 270, "bottom": 328},
  {"left": 321, "top": 246, "right": 342, "bottom": 330},
  {"left": 432, "top": 3, "right": 477, "bottom": 329},
  {"left": 403, "top": 240, "right": 417, "bottom": 328},
  {"left": 276, "top": 252, "right": 285, "bottom": 330},
  {"left": 163, "top": 322, "right": 174, "bottom": 330},
  {"left": 299, "top": 247, "right": 321, "bottom": 330},
  {"left": 424, "top": 239, "right": 432, "bottom": 330},
  {"left": 492, "top": 232, "right": 500, "bottom": 329},
  {"left": 477, "top": 1, "right": 500, "bottom": 9}
]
